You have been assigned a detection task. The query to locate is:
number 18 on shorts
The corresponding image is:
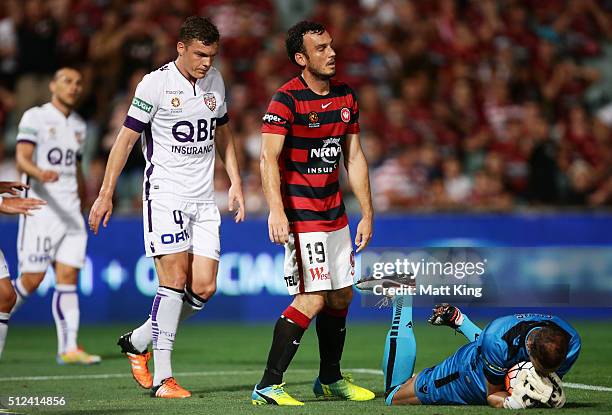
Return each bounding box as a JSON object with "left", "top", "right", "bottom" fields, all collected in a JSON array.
[{"left": 283, "top": 225, "right": 355, "bottom": 295}]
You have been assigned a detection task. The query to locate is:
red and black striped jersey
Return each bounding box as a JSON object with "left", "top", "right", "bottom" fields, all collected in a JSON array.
[{"left": 261, "top": 75, "right": 359, "bottom": 233}]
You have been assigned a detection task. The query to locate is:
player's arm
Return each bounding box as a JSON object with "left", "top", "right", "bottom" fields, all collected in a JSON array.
[
  {"left": 215, "top": 122, "right": 245, "bottom": 222},
  {"left": 0, "top": 195, "right": 46, "bottom": 215},
  {"left": 15, "top": 142, "right": 59, "bottom": 183},
  {"left": 90, "top": 72, "right": 158, "bottom": 234},
  {"left": 480, "top": 327, "right": 546, "bottom": 409},
  {"left": 479, "top": 327, "right": 515, "bottom": 408},
  {"left": 486, "top": 380, "right": 509, "bottom": 408},
  {"left": 343, "top": 133, "right": 373, "bottom": 252},
  {"left": 76, "top": 160, "right": 86, "bottom": 212},
  {"left": 88, "top": 126, "right": 141, "bottom": 234},
  {"left": 484, "top": 370, "right": 543, "bottom": 409},
  {"left": 488, "top": 371, "right": 554, "bottom": 409},
  {"left": 15, "top": 108, "right": 57, "bottom": 183},
  {"left": 260, "top": 133, "right": 288, "bottom": 244}
]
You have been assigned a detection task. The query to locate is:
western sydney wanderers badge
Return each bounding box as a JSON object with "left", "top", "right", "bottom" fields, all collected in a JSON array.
[{"left": 203, "top": 93, "right": 217, "bottom": 112}]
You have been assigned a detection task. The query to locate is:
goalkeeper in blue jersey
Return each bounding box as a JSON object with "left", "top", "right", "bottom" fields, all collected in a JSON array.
[{"left": 357, "top": 277, "right": 581, "bottom": 409}]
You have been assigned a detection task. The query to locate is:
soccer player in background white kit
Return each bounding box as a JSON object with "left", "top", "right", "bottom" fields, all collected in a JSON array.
[
  {"left": 10, "top": 68, "right": 101, "bottom": 365},
  {"left": 89, "top": 16, "right": 245, "bottom": 398},
  {"left": 0, "top": 180, "right": 45, "bottom": 360}
]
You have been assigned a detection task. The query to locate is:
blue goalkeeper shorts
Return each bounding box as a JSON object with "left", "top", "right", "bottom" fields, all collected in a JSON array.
[{"left": 414, "top": 342, "right": 488, "bottom": 405}]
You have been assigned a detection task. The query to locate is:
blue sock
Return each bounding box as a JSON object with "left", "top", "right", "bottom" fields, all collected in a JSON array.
[
  {"left": 381, "top": 295, "right": 416, "bottom": 396},
  {"left": 458, "top": 313, "right": 482, "bottom": 342}
]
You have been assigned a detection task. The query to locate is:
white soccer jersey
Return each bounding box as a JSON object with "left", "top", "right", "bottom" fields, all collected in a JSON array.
[
  {"left": 124, "top": 62, "right": 229, "bottom": 202},
  {"left": 16, "top": 103, "right": 87, "bottom": 214}
]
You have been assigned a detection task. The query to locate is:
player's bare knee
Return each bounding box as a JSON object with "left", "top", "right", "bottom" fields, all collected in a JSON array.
[
  {"left": 291, "top": 293, "right": 325, "bottom": 318},
  {"left": 162, "top": 274, "right": 188, "bottom": 290},
  {"left": 187, "top": 271, "right": 217, "bottom": 300},
  {"left": 326, "top": 286, "right": 353, "bottom": 309},
  {"left": 20, "top": 273, "right": 46, "bottom": 293},
  {"left": 192, "top": 282, "right": 216, "bottom": 301},
  {"left": 0, "top": 288, "right": 16, "bottom": 312},
  {"left": 55, "top": 272, "right": 79, "bottom": 285},
  {"left": 392, "top": 393, "right": 420, "bottom": 406},
  {"left": 7, "top": 289, "right": 16, "bottom": 309},
  {"left": 391, "top": 395, "right": 414, "bottom": 406},
  {"left": 155, "top": 253, "right": 190, "bottom": 289},
  {"left": 55, "top": 269, "right": 79, "bottom": 285},
  {"left": 200, "top": 287, "right": 216, "bottom": 301},
  {"left": 390, "top": 379, "right": 421, "bottom": 406}
]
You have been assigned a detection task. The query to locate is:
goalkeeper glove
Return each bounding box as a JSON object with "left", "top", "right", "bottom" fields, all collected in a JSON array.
[
  {"left": 547, "top": 373, "right": 566, "bottom": 408},
  {"left": 503, "top": 394, "right": 528, "bottom": 409},
  {"left": 524, "top": 367, "right": 554, "bottom": 404},
  {"left": 503, "top": 370, "right": 531, "bottom": 409}
]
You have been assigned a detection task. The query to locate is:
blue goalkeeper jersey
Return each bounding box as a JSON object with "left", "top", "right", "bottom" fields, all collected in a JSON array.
[
  {"left": 414, "top": 313, "right": 581, "bottom": 405},
  {"left": 476, "top": 313, "right": 581, "bottom": 385}
]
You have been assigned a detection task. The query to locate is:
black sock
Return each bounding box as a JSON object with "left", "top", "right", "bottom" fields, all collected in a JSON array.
[
  {"left": 258, "top": 310, "right": 309, "bottom": 389},
  {"left": 316, "top": 307, "right": 348, "bottom": 384}
]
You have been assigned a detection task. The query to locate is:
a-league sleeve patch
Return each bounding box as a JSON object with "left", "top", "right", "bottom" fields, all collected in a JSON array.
[
  {"left": 18, "top": 127, "right": 38, "bottom": 135},
  {"left": 131, "top": 97, "right": 153, "bottom": 114}
]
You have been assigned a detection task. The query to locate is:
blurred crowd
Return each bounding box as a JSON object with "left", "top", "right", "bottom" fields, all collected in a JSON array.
[{"left": 1, "top": 0, "right": 612, "bottom": 214}]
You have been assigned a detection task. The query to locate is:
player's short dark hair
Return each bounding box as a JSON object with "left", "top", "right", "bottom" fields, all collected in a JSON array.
[
  {"left": 286, "top": 20, "right": 325, "bottom": 66},
  {"left": 52, "top": 67, "right": 81, "bottom": 81},
  {"left": 179, "top": 16, "right": 220, "bottom": 46},
  {"left": 530, "top": 326, "right": 570, "bottom": 371}
]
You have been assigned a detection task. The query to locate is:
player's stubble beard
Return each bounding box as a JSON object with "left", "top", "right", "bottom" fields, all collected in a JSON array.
[
  {"left": 308, "top": 63, "right": 336, "bottom": 81},
  {"left": 56, "top": 94, "right": 76, "bottom": 112},
  {"left": 193, "top": 64, "right": 210, "bottom": 79}
]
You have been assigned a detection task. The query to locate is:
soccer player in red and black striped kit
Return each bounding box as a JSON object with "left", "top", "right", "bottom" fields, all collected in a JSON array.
[{"left": 251, "top": 21, "right": 375, "bottom": 405}]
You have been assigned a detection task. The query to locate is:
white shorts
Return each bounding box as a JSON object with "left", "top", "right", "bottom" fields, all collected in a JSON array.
[
  {"left": 0, "top": 249, "right": 10, "bottom": 279},
  {"left": 283, "top": 225, "right": 355, "bottom": 295},
  {"left": 143, "top": 199, "right": 220, "bottom": 260},
  {"left": 17, "top": 209, "right": 87, "bottom": 273}
]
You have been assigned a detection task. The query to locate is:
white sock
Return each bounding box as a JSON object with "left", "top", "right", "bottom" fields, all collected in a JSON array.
[
  {"left": 131, "top": 288, "right": 205, "bottom": 353},
  {"left": 130, "top": 317, "right": 152, "bottom": 353},
  {"left": 10, "top": 277, "right": 29, "bottom": 315},
  {"left": 51, "top": 284, "right": 79, "bottom": 354},
  {"left": 151, "top": 286, "right": 183, "bottom": 386},
  {"left": 0, "top": 312, "right": 9, "bottom": 359}
]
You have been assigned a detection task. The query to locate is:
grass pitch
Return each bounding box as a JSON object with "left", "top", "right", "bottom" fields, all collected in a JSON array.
[{"left": 0, "top": 321, "right": 611, "bottom": 414}]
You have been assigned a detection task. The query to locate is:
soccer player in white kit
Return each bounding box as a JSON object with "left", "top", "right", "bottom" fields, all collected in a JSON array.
[
  {"left": 0, "top": 180, "right": 45, "bottom": 360},
  {"left": 89, "top": 16, "right": 245, "bottom": 398},
  {"left": 10, "top": 68, "right": 100, "bottom": 365}
]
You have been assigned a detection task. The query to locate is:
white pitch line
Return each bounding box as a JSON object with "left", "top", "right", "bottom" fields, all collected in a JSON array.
[
  {"left": 350, "top": 369, "right": 612, "bottom": 393},
  {"left": 348, "top": 369, "right": 612, "bottom": 393},
  {"left": 1, "top": 368, "right": 611, "bottom": 393},
  {"left": 350, "top": 368, "right": 383, "bottom": 375},
  {"left": 0, "top": 369, "right": 261, "bottom": 382},
  {"left": 563, "top": 382, "right": 612, "bottom": 392}
]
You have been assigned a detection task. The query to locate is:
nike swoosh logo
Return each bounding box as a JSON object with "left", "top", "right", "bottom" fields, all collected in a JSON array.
[
  {"left": 321, "top": 102, "right": 332, "bottom": 109},
  {"left": 292, "top": 340, "right": 300, "bottom": 345}
]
